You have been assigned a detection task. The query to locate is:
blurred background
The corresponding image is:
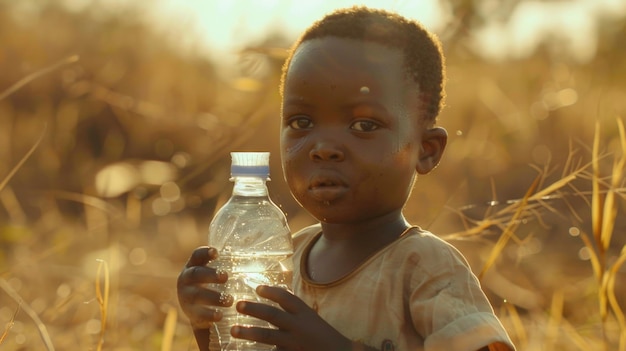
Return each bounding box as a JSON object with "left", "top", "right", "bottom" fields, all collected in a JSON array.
[{"left": 0, "top": 0, "right": 625, "bottom": 350}]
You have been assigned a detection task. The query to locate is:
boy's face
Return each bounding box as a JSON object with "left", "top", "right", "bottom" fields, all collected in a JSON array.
[{"left": 280, "top": 36, "right": 445, "bottom": 224}]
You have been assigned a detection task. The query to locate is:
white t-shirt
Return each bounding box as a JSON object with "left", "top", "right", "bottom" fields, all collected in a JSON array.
[{"left": 292, "top": 225, "right": 516, "bottom": 351}]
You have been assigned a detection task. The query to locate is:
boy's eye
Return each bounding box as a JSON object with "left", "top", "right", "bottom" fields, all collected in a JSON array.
[
  {"left": 351, "top": 120, "right": 379, "bottom": 132},
  {"left": 288, "top": 117, "right": 313, "bottom": 130}
]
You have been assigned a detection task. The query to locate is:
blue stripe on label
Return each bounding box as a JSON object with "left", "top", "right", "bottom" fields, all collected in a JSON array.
[{"left": 231, "top": 165, "right": 270, "bottom": 177}]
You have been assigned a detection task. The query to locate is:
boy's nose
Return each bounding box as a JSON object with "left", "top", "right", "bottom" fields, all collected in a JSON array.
[{"left": 309, "top": 141, "right": 345, "bottom": 162}]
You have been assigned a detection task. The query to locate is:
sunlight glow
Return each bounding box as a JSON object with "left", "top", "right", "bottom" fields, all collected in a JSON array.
[
  {"left": 57, "top": 0, "right": 626, "bottom": 66},
  {"left": 144, "top": 0, "right": 447, "bottom": 64},
  {"left": 472, "top": 0, "right": 626, "bottom": 63}
]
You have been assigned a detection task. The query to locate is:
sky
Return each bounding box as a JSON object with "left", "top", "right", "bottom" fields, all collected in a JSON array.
[
  {"left": 472, "top": 0, "right": 626, "bottom": 62},
  {"left": 143, "top": 0, "right": 448, "bottom": 66},
  {"left": 60, "top": 0, "right": 626, "bottom": 65}
]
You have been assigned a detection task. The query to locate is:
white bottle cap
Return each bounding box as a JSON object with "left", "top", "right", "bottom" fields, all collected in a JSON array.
[{"left": 230, "top": 152, "right": 270, "bottom": 178}]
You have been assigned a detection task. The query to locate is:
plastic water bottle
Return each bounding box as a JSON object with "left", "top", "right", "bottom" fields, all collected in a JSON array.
[{"left": 208, "top": 152, "right": 293, "bottom": 351}]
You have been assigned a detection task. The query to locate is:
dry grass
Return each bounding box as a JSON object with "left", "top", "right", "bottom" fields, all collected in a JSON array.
[
  {"left": 0, "top": 304, "right": 18, "bottom": 345},
  {"left": 95, "top": 259, "right": 110, "bottom": 351},
  {"left": 437, "top": 116, "right": 626, "bottom": 350},
  {"left": 0, "top": 279, "right": 54, "bottom": 350},
  {"left": 477, "top": 118, "right": 626, "bottom": 351},
  {"left": 0, "top": 2, "right": 625, "bottom": 350}
]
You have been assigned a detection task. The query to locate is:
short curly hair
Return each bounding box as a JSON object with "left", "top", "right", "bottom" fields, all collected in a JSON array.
[{"left": 280, "top": 6, "right": 446, "bottom": 123}]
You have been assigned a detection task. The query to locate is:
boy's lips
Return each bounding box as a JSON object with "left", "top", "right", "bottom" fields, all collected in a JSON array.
[{"left": 308, "top": 174, "right": 348, "bottom": 202}]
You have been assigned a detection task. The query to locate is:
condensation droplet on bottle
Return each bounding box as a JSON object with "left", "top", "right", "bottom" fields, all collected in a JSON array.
[{"left": 360, "top": 86, "right": 370, "bottom": 94}]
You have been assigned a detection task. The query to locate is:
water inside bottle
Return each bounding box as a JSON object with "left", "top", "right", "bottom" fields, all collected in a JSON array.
[{"left": 210, "top": 253, "right": 293, "bottom": 351}]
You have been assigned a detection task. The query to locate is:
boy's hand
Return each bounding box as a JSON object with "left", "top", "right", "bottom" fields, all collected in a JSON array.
[
  {"left": 177, "top": 246, "right": 233, "bottom": 329},
  {"left": 232, "top": 285, "right": 355, "bottom": 351}
]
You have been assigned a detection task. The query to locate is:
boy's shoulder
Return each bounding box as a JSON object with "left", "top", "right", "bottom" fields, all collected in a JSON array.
[
  {"left": 292, "top": 223, "right": 322, "bottom": 244},
  {"left": 396, "top": 227, "right": 470, "bottom": 266},
  {"left": 402, "top": 227, "right": 454, "bottom": 250},
  {"left": 291, "top": 225, "right": 463, "bottom": 261}
]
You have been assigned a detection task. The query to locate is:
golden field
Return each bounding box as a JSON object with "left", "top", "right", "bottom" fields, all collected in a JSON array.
[{"left": 0, "top": 2, "right": 624, "bottom": 350}]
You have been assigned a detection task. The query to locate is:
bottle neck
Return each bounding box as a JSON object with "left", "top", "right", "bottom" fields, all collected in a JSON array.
[{"left": 231, "top": 176, "right": 269, "bottom": 197}]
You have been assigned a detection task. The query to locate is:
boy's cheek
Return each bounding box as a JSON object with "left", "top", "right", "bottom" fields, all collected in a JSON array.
[{"left": 281, "top": 136, "right": 309, "bottom": 158}]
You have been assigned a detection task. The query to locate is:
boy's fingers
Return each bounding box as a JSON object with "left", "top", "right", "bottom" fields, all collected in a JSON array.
[
  {"left": 178, "top": 247, "right": 226, "bottom": 285},
  {"left": 236, "top": 300, "right": 290, "bottom": 329},
  {"left": 185, "top": 246, "right": 218, "bottom": 268},
  {"left": 231, "top": 325, "right": 293, "bottom": 348},
  {"left": 189, "top": 305, "right": 223, "bottom": 329},
  {"left": 178, "top": 265, "right": 223, "bottom": 286},
  {"left": 256, "top": 285, "right": 304, "bottom": 314},
  {"left": 179, "top": 285, "right": 233, "bottom": 307}
]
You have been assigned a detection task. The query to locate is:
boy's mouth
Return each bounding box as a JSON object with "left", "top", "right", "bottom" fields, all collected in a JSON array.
[
  {"left": 308, "top": 175, "right": 348, "bottom": 201},
  {"left": 309, "top": 173, "right": 347, "bottom": 188},
  {"left": 310, "top": 179, "right": 342, "bottom": 188}
]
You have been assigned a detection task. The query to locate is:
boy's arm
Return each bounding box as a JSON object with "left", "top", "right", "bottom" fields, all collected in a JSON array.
[
  {"left": 193, "top": 328, "right": 210, "bottom": 351},
  {"left": 233, "top": 285, "right": 378, "bottom": 351},
  {"left": 177, "top": 247, "right": 232, "bottom": 351}
]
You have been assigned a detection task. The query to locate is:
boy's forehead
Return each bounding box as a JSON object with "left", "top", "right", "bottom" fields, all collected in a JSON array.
[
  {"left": 286, "top": 37, "right": 408, "bottom": 89},
  {"left": 292, "top": 37, "right": 400, "bottom": 64}
]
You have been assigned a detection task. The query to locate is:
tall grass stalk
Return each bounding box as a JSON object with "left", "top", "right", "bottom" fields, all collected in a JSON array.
[
  {"left": 0, "top": 305, "right": 19, "bottom": 345},
  {"left": 0, "top": 279, "right": 55, "bottom": 350},
  {"left": 607, "top": 248, "right": 626, "bottom": 351},
  {"left": 0, "top": 103, "right": 53, "bottom": 349},
  {"left": 478, "top": 176, "right": 539, "bottom": 280},
  {"left": 444, "top": 167, "right": 581, "bottom": 242},
  {"left": 448, "top": 118, "right": 625, "bottom": 350},
  {"left": 558, "top": 316, "right": 595, "bottom": 351},
  {"left": 584, "top": 118, "right": 626, "bottom": 350},
  {"left": 501, "top": 302, "right": 527, "bottom": 349},
  {"left": 545, "top": 290, "right": 564, "bottom": 350},
  {"left": 0, "top": 55, "right": 79, "bottom": 101},
  {"left": 95, "top": 259, "right": 110, "bottom": 351},
  {"left": 161, "top": 305, "right": 178, "bottom": 351},
  {"left": 0, "top": 124, "right": 47, "bottom": 194}
]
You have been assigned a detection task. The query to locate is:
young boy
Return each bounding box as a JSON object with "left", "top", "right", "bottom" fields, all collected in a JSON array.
[{"left": 177, "top": 6, "right": 516, "bottom": 351}]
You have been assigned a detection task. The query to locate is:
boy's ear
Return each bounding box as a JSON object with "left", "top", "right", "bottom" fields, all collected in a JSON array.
[{"left": 416, "top": 127, "right": 447, "bottom": 175}]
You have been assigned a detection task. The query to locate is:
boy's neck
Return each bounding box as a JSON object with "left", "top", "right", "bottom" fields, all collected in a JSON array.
[
  {"left": 318, "top": 211, "right": 410, "bottom": 243},
  {"left": 306, "top": 211, "right": 412, "bottom": 283}
]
